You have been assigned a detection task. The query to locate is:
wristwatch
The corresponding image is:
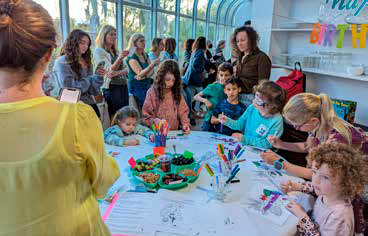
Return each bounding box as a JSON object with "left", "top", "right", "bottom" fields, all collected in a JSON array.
[{"left": 274, "top": 159, "right": 285, "bottom": 171}]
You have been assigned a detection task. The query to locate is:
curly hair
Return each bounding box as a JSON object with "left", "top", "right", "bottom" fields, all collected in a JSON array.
[
  {"left": 231, "top": 26, "right": 259, "bottom": 57},
  {"left": 154, "top": 59, "right": 182, "bottom": 105},
  {"left": 307, "top": 143, "right": 368, "bottom": 199},
  {"left": 60, "top": 29, "right": 92, "bottom": 79}
]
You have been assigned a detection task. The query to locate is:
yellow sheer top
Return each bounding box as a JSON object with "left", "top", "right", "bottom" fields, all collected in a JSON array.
[{"left": 0, "top": 96, "right": 119, "bottom": 236}]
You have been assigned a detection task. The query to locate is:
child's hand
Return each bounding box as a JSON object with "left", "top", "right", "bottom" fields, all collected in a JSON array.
[
  {"left": 182, "top": 124, "right": 191, "bottom": 134},
  {"left": 152, "top": 58, "right": 161, "bottom": 65},
  {"left": 267, "top": 135, "right": 283, "bottom": 148},
  {"left": 125, "top": 139, "right": 140, "bottom": 146},
  {"left": 231, "top": 133, "right": 243, "bottom": 142},
  {"left": 149, "top": 134, "right": 155, "bottom": 142},
  {"left": 204, "top": 100, "right": 213, "bottom": 109},
  {"left": 218, "top": 113, "right": 228, "bottom": 123},
  {"left": 286, "top": 201, "right": 308, "bottom": 220},
  {"left": 280, "top": 180, "right": 302, "bottom": 193},
  {"left": 260, "top": 150, "right": 279, "bottom": 165}
]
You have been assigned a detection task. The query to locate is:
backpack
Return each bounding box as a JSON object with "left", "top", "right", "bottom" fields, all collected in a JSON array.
[{"left": 276, "top": 62, "right": 306, "bottom": 101}]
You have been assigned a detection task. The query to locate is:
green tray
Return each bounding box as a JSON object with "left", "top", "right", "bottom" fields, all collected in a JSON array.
[
  {"left": 145, "top": 153, "right": 173, "bottom": 160},
  {"left": 158, "top": 173, "right": 189, "bottom": 190},
  {"left": 175, "top": 163, "right": 201, "bottom": 183},
  {"left": 133, "top": 170, "right": 160, "bottom": 189},
  {"left": 131, "top": 158, "right": 157, "bottom": 176}
]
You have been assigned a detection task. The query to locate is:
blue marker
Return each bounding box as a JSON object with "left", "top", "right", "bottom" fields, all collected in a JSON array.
[
  {"left": 231, "top": 164, "right": 239, "bottom": 175},
  {"left": 236, "top": 149, "right": 245, "bottom": 159}
]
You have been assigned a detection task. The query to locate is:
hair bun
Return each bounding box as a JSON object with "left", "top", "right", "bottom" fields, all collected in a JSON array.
[{"left": 0, "top": 0, "right": 19, "bottom": 17}]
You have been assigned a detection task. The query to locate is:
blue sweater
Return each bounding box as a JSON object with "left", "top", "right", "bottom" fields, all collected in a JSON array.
[
  {"left": 182, "top": 49, "right": 206, "bottom": 87},
  {"left": 224, "top": 105, "right": 284, "bottom": 149}
]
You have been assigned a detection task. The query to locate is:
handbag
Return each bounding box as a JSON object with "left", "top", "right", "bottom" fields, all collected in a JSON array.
[{"left": 276, "top": 62, "right": 306, "bottom": 101}]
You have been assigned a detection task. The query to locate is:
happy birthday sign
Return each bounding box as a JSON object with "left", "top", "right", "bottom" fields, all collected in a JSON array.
[
  {"left": 326, "top": 0, "right": 368, "bottom": 16},
  {"left": 310, "top": 23, "right": 368, "bottom": 48}
]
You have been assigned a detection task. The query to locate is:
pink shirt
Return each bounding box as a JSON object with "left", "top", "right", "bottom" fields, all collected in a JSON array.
[{"left": 142, "top": 87, "right": 190, "bottom": 130}]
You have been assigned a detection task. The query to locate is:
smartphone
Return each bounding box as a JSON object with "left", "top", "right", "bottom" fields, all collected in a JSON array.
[
  {"left": 96, "top": 61, "right": 105, "bottom": 69},
  {"left": 59, "top": 88, "right": 81, "bottom": 103},
  {"left": 128, "top": 46, "right": 137, "bottom": 56}
]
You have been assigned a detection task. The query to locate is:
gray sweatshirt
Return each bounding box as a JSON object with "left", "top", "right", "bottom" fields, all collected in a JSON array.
[{"left": 53, "top": 55, "right": 103, "bottom": 104}]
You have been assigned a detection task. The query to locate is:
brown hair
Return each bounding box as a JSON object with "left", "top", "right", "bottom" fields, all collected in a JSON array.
[
  {"left": 163, "top": 38, "right": 176, "bottom": 55},
  {"left": 192, "top": 36, "right": 207, "bottom": 52},
  {"left": 254, "top": 80, "right": 286, "bottom": 115},
  {"left": 0, "top": 0, "right": 57, "bottom": 83},
  {"left": 60, "top": 29, "right": 92, "bottom": 79},
  {"left": 154, "top": 59, "right": 182, "bottom": 105},
  {"left": 307, "top": 143, "right": 368, "bottom": 199},
  {"left": 96, "top": 25, "right": 118, "bottom": 56},
  {"left": 231, "top": 26, "right": 259, "bottom": 55},
  {"left": 224, "top": 77, "right": 242, "bottom": 88},
  {"left": 184, "top": 38, "right": 195, "bottom": 51},
  {"left": 218, "top": 62, "right": 233, "bottom": 75},
  {"left": 151, "top": 38, "right": 162, "bottom": 53},
  {"left": 111, "top": 106, "right": 139, "bottom": 126}
]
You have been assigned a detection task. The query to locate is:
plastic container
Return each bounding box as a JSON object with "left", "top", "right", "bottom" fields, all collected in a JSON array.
[
  {"left": 130, "top": 158, "right": 157, "bottom": 176},
  {"left": 176, "top": 163, "right": 201, "bottom": 183},
  {"left": 158, "top": 173, "right": 189, "bottom": 190},
  {"left": 158, "top": 155, "right": 172, "bottom": 172},
  {"left": 133, "top": 170, "right": 160, "bottom": 189}
]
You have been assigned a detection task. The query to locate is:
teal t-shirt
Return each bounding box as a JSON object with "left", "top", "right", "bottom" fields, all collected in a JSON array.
[
  {"left": 201, "top": 83, "right": 227, "bottom": 121},
  {"left": 225, "top": 104, "right": 284, "bottom": 149},
  {"left": 127, "top": 53, "right": 152, "bottom": 84}
]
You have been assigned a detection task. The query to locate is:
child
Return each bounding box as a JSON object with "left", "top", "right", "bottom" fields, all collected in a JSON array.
[
  {"left": 142, "top": 60, "right": 190, "bottom": 133},
  {"left": 219, "top": 80, "right": 286, "bottom": 149},
  {"left": 194, "top": 62, "right": 233, "bottom": 131},
  {"left": 104, "top": 106, "right": 154, "bottom": 146},
  {"left": 282, "top": 143, "right": 367, "bottom": 236},
  {"left": 211, "top": 78, "right": 247, "bottom": 136}
]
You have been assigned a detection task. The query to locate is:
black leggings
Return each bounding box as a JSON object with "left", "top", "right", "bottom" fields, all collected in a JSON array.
[
  {"left": 89, "top": 103, "right": 101, "bottom": 118},
  {"left": 103, "top": 84, "right": 129, "bottom": 118}
]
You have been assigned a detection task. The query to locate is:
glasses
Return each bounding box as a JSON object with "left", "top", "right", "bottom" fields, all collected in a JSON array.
[
  {"left": 254, "top": 94, "right": 267, "bottom": 107},
  {"left": 285, "top": 119, "right": 309, "bottom": 130}
]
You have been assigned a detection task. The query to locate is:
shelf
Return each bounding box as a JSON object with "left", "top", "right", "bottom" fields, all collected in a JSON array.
[{"left": 272, "top": 64, "right": 368, "bottom": 82}]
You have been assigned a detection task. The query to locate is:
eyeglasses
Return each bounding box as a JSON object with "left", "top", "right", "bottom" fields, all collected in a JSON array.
[
  {"left": 254, "top": 94, "right": 267, "bottom": 107},
  {"left": 285, "top": 119, "right": 309, "bottom": 130}
]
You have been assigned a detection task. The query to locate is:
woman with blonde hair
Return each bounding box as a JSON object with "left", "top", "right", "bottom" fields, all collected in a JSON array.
[
  {"left": 126, "top": 33, "right": 160, "bottom": 110},
  {"left": 0, "top": 0, "right": 119, "bottom": 235},
  {"left": 160, "top": 38, "right": 178, "bottom": 62},
  {"left": 148, "top": 38, "right": 163, "bottom": 61},
  {"left": 94, "top": 24, "right": 130, "bottom": 118}
]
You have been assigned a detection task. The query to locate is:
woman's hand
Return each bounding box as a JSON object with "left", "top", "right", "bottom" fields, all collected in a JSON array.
[
  {"left": 125, "top": 139, "right": 140, "bottom": 146},
  {"left": 286, "top": 201, "right": 308, "bottom": 220},
  {"left": 267, "top": 135, "right": 283, "bottom": 149},
  {"left": 218, "top": 113, "right": 228, "bottom": 124},
  {"left": 152, "top": 58, "right": 161, "bottom": 66},
  {"left": 182, "top": 124, "right": 191, "bottom": 134},
  {"left": 280, "top": 180, "right": 302, "bottom": 193},
  {"left": 96, "top": 68, "right": 107, "bottom": 76},
  {"left": 119, "top": 50, "right": 130, "bottom": 60},
  {"left": 232, "top": 133, "right": 243, "bottom": 142},
  {"left": 259, "top": 150, "right": 279, "bottom": 165},
  {"left": 119, "top": 69, "right": 129, "bottom": 76}
]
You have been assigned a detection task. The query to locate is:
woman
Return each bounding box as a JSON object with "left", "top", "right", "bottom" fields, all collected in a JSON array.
[
  {"left": 94, "top": 25, "right": 130, "bottom": 118},
  {"left": 182, "top": 36, "right": 207, "bottom": 125},
  {"left": 54, "top": 29, "right": 105, "bottom": 117},
  {"left": 0, "top": 1, "right": 119, "bottom": 235},
  {"left": 182, "top": 38, "right": 195, "bottom": 75},
  {"left": 160, "top": 38, "right": 178, "bottom": 62},
  {"left": 126, "top": 33, "right": 160, "bottom": 110},
  {"left": 260, "top": 93, "right": 368, "bottom": 235},
  {"left": 231, "top": 26, "right": 271, "bottom": 106},
  {"left": 148, "top": 38, "right": 163, "bottom": 62},
  {"left": 213, "top": 40, "right": 226, "bottom": 66}
]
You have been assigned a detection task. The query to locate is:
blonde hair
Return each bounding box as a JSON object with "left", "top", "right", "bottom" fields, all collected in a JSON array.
[
  {"left": 126, "top": 33, "right": 144, "bottom": 51},
  {"left": 96, "top": 25, "right": 118, "bottom": 55},
  {"left": 283, "top": 93, "right": 352, "bottom": 144}
]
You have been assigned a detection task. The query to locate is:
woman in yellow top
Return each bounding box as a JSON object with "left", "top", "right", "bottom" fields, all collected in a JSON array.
[{"left": 0, "top": 1, "right": 120, "bottom": 235}]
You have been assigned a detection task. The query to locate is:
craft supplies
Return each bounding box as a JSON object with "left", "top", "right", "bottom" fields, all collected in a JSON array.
[{"left": 153, "top": 120, "right": 169, "bottom": 147}]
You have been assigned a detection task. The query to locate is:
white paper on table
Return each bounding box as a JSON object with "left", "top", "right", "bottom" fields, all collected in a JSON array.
[
  {"left": 104, "top": 192, "right": 157, "bottom": 235},
  {"left": 240, "top": 184, "right": 291, "bottom": 226},
  {"left": 147, "top": 189, "right": 201, "bottom": 235}
]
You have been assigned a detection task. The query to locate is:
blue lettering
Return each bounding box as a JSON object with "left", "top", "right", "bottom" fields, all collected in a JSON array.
[{"left": 354, "top": 0, "right": 368, "bottom": 16}]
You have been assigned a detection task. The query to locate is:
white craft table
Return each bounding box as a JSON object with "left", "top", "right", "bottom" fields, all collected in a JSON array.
[{"left": 100, "top": 131, "right": 304, "bottom": 236}]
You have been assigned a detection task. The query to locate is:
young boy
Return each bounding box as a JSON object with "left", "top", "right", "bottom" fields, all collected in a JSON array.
[
  {"left": 211, "top": 78, "right": 247, "bottom": 136},
  {"left": 194, "top": 62, "right": 233, "bottom": 131}
]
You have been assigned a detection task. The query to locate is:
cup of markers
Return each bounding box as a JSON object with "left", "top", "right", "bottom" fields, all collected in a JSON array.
[{"left": 152, "top": 120, "right": 169, "bottom": 147}]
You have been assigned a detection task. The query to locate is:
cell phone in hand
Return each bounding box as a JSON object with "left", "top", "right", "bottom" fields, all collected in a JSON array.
[{"left": 59, "top": 88, "right": 81, "bottom": 103}]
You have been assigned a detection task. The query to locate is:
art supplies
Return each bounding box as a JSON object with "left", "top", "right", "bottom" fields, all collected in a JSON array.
[
  {"left": 152, "top": 120, "right": 169, "bottom": 147},
  {"left": 205, "top": 164, "right": 214, "bottom": 176}
]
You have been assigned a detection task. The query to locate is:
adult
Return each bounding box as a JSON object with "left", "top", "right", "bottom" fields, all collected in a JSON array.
[
  {"left": 203, "top": 39, "right": 217, "bottom": 88},
  {"left": 0, "top": 0, "right": 119, "bottom": 235},
  {"left": 160, "top": 38, "right": 178, "bottom": 62},
  {"left": 126, "top": 33, "right": 160, "bottom": 110},
  {"left": 54, "top": 29, "right": 105, "bottom": 117},
  {"left": 94, "top": 25, "right": 130, "bottom": 118},
  {"left": 182, "top": 38, "right": 195, "bottom": 75},
  {"left": 213, "top": 40, "right": 226, "bottom": 66},
  {"left": 182, "top": 36, "right": 207, "bottom": 125},
  {"left": 260, "top": 93, "right": 368, "bottom": 235},
  {"left": 231, "top": 26, "right": 271, "bottom": 106},
  {"left": 148, "top": 38, "right": 163, "bottom": 62}
]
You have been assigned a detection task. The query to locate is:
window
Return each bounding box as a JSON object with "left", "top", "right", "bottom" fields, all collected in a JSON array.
[
  {"left": 208, "top": 22, "right": 215, "bottom": 44},
  {"left": 196, "top": 20, "right": 205, "bottom": 38},
  {"left": 122, "top": 6, "right": 152, "bottom": 51},
  {"left": 157, "top": 12, "right": 175, "bottom": 38},
  {"left": 220, "top": 0, "right": 233, "bottom": 24},
  {"left": 181, "top": 0, "right": 194, "bottom": 16},
  {"left": 69, "top": 0, "right": 116, "bottom": 48},
  {"left": 124, "top": 0, "right": 151, "bottom": 6},
  {"left": 159, "top": 0, "right": 176, "bottom": 12},
  {"left": 210, "top": 0, "right": 221, "bottom": 22},
  {"left": 179, "top": 17, "right": 193, "bottom": 63},
  {"left": 197, "top": 0, "right": 209, "bottom": 19}
]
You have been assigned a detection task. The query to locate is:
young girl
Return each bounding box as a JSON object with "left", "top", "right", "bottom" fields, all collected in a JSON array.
[
  {"left": 104, "top": 106, "right": 154, "bottom": 146},
  {"left": 142, "top": 60, "right": 190, "bottom": 133},
  {"left": 219, "top": 80, "right": 286, "bottom": 149},
  {"left": 160, "top": 38, "right": 178, "bottom": 62},
  {"left": 283, "top": 143, "right": 367, "bottom": 236}
]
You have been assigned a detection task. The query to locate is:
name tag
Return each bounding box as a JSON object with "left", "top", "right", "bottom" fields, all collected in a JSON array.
[{"left": 256, "top": 124, "right": 269, "bottom": 137}]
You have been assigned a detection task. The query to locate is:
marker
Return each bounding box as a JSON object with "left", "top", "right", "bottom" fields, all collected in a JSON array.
[{"left": 205, "top": 164, "right": 214, "bottom": 176}]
